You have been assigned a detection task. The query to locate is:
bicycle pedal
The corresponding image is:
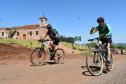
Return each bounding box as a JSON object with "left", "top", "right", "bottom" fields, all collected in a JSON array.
[
  {"left": 103, "top": 70, "right": 108, "bottom": 73},
  {"left": 96, "top": 60, "right": 99, "bottom": 63}
]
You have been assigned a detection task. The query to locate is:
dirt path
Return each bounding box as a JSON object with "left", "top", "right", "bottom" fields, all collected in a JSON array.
[
  {"left": 0, "top": 55, "right": 126, "bottom": 84},
  {"left": 0, "top": 43, "right": 126, "bottom": 84}
]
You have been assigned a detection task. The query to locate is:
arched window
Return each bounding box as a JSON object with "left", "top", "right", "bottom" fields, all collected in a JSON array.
[
  {"left": 30, "top": 31, "right": 32, "bottom": 36},
  {"left": 17, "top": 32, "right": 19, "bottom": 36},
  {"left": 36, "top": 31, "right": 38, "bottom": 35},
  {"left": 2, "top": 32, "right": 4, "bottom": 36}
]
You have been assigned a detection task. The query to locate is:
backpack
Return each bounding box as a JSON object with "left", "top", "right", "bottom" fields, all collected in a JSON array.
[{"left": 52, "top": 29, "right": 59, "bottom": 37}]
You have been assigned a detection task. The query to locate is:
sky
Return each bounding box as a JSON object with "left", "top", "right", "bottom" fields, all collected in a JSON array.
[{"left": 0, "top": 0, "right": 126, "bottom": 43}]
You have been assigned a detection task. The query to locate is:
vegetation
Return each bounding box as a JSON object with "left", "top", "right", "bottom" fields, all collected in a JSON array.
[
  {"left": 7, "top": 29, "right": 17, "bottom": 38},
  {"left": 0, "top": 38, "right": 39, "bottom": 48},
  {"left": 112, "top": 44, "right": 126, "bottom": 50},
  {"left": 60, "top": 36, "right": 75, "bottom": 43},
  {"left": 0, "top": 38, "right": 126, "bottom": 55}
]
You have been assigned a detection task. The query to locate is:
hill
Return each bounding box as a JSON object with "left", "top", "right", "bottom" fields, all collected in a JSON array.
[{"left": 116, "top": 43, "right": 126, "bottom": 47}]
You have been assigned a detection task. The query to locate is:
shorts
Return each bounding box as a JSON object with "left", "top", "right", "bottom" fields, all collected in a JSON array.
[
  {"left": 52, "top": 37, "right": 60, "bottom": 45},
  {"left": 100, "top": 37, "right": 112, "bottom": 44}
]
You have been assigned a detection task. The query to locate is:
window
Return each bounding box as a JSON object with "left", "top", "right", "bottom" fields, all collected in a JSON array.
[
  {"left": 30, "top": 31, "right": 32, "bottom": 36},
  {"left": 2, "top": 32, "right": 4, "bottom": 36},
  {"left": 41, "top": 20, "right": 43, "bottom": 24},
  {"left": 36, "top": 31, "right": 38, "bottom": 35},
  {"left": 17, "top": 32, "right": 19, "bottom": 36}
]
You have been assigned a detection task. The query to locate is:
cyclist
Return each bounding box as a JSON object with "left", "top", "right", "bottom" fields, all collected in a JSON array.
[
  {"left": 90, "top": 17, "right": 112, "bottom": 65},
  {"left": 43, "top": 24, "right": 60, "bottom": 60}
]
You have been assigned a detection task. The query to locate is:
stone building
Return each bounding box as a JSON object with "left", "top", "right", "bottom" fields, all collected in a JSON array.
[{"left": 0, "top": 16, "right": 49, "bottom": 40}]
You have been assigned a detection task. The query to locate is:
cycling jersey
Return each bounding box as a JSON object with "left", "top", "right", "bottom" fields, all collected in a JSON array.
[{"left": 96, "top": 23, "right": 112, "bottom": 38}]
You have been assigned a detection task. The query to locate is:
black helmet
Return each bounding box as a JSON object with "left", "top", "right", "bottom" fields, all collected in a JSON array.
[
  {"left": 47, "top": 24, "right": 52, "bottom": 29},
  {"left": 97, "top": 17, "right": 104, "bottom": 23}
]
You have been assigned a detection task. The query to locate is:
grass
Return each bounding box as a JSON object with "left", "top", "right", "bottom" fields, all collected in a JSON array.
[
  {"left": 0, "top": 38, "right": 94, "bottom": 55},
  {"left": 61, "top": 42, "right": 91, "bottom": 55},
  {"left": 0, "top": 38, "right": 39, "bottom": 48}
]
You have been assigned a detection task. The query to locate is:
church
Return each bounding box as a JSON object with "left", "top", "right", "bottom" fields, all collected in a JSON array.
[{"left": 0, "top": 16, "right": 49, "bottom": 40}]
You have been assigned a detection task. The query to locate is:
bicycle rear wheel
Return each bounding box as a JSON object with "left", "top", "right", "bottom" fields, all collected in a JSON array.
[
  {"left": 86, "top": 52, "right": 104, "bottom": 76},
  {"left": 30, "top": 48, "right": 46, "bottom": 66},
  {"left": 54, "top": 48, "right": 65, "bottom": 64}
]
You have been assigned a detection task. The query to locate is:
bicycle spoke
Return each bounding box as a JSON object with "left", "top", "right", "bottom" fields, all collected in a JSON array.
[
  {"left": 55, "top": 48, "right": 65, "bottom": 64},
  {"left": 86, "top": 52, "right": 104, "bottom": 76},
  {"left": 30, "top": 48, "right": 46, "bottom": 66}
]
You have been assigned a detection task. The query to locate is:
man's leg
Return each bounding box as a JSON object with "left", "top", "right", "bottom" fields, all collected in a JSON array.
[
  {"left": 49, "top": 41, "right": 55, "bottom": 60},
  {"left": 107, "top": 43, "right": 111, "bottom": 62}
]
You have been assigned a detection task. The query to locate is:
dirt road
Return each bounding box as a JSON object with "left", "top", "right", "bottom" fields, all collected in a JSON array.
[
  {"left": 0, "top": 55, "right": 126, "bottom": 84},
  {"left": 0, "top": 44, "right": 126, "bottom": 84}
]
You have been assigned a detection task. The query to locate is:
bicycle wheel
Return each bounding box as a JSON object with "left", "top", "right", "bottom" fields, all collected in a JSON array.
[
  {"left": 54, "top": 48, "right": 65, "bottom": 64},
  {"left": 30, "top": 48, "right": 46, "bottom": 66},
  {"left": 86, "top": 51, "right": 104, "bottom": 76},
  {"left": 106, "top": 53, "right": 114, "bottom": 71}
]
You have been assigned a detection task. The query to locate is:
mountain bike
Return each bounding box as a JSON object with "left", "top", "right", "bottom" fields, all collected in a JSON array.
[
  {"left": 30, "top": 39, "right": 65, "bottom": 66},
  {"left": 86, "top": 37, "right": 114, "bottom": 76}
]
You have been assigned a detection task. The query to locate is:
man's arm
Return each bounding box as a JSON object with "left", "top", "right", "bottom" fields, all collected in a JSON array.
[
  {"left": 106, "top": 24, "right": 112, "bottom": 36},
  {"left": 90, "top": 27, "right": 98, "bottom": 35}
]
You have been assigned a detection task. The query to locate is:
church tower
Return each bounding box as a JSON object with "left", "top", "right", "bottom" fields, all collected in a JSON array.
[{"left": 39, "top": 15, "right": 48, "bottom": 27}]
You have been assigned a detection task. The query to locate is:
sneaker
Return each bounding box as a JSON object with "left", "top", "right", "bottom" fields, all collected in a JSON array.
[
  {"left": 50, "top": 56, "right": 54, "bottom": 60},
  {"left": 106, "top": 60, "right": 111, "bottom": 65}
]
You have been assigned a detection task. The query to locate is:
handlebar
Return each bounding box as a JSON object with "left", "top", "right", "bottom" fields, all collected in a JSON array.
[
  {"left": 38, "top": 39, "right": 50, "bottom": 42},
  {"left": 88, "top": 37, "right": 99, "bottom": 41}
]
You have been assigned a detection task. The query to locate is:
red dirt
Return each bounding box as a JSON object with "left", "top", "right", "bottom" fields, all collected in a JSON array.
[
  {"left": 0, "top": 43, "right": 83, "bottom": 61},
  {"left": 0, "top": 43, "right": 32, "bottom": 60}
]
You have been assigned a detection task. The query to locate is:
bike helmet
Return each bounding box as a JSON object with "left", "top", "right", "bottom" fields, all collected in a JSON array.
[
  {"left": 47, "top": 24, "right": 52, "bottom": 29},
  {"left": 97, "top": 17, "right": 104, "bottom": 23}
]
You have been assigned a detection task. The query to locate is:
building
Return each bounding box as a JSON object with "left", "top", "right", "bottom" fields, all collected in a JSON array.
[{"left": 0, "top": 16, "right": 49, "bottom": 40}]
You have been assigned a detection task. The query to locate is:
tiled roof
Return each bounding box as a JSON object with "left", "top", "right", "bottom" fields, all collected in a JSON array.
[
  {"left": 17, "top": 24, "right": 40, "bottom": 29},
  {"left": 0, "top": 24, "right": 47, "bottom": 30}
]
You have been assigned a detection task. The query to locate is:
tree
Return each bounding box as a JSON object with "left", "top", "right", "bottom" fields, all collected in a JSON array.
[
  {"left": 60, "top": 35, "right": 75, "bottom": 43},
  {"left": 116, "top": 45, "right": 125, "bottom": 50},
  {"left": 8, "top": 29, "right": 17, "bottom": 38}
]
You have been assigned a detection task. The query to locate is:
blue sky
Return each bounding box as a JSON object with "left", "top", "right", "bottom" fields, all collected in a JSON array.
[{"left": 0, "top": 0, "right": 126, "bottom": 43}]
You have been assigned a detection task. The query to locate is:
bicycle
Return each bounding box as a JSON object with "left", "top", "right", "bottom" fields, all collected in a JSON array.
[
  {"left": 30, "top": 39, "right": 65, "bottom": 66},
  {"left": 86, "top": 37, "right": 114, "bottom": 76}
]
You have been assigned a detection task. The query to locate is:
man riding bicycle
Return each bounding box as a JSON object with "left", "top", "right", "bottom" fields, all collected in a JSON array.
[
  {"left": 43, "top": 24, "right": 60, "bottom": 60},
  {"left": 90, "top": 17, "right": 112, "bottom": 65}
]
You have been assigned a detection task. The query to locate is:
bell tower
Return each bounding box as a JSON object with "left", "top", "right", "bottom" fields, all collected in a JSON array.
[{"left": 39, "top": 13, "right": 48, "bottom": 27}]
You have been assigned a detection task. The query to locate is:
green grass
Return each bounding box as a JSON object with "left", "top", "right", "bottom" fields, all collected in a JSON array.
[
  {"left": 62, "top": 42, "right": 88, "bottom": 50},
  {"left": 61, "top": 42, "right": 90, "bottom": 55},
  {"left": 0, "top": 38, "right": 39, "bottom": 48},
  {"left": 0, "top": 38, "right": 94, "bottom": 55}
]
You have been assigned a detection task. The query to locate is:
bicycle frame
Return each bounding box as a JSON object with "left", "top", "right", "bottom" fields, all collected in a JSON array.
[
  {"left": 88, "top": 38, "right": 108, "bottom": 63},
  {"left": 39, "top": 40, "right": 53, "bottom": 55}
]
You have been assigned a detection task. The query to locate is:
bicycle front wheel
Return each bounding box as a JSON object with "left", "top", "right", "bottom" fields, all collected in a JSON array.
[
  {"left": 54, "top": 48, "right": 65, "bottom": 64},
  {"left": 86, "top": 52, "right": 104, "bottom": 76},
  {"left": 30, "top": 48, "right": 46, "bottom": 66}
]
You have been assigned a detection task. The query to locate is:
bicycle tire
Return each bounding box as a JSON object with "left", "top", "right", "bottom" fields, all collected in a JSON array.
[
  {"left": 54, "top": 48, "right": 65, "bottom": 64},
  {"left": 30, "top": 48, "right": 46, "bottom": 66},
  {"left": 86, "top": 52, "right": 104, "bottom": 76}
]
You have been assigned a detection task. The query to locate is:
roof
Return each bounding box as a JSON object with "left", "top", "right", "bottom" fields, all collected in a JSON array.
[
  {"left": 17, "top": 24, "right": 40, "bottom": 29},
  {"left": 39, "top": 16, "right": 48, "bottom": 20},
  {"left": 0, "top": 24, "right": 47, "bottom": 30}
]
